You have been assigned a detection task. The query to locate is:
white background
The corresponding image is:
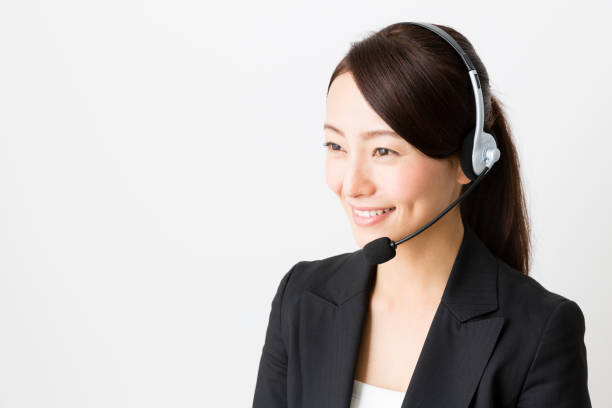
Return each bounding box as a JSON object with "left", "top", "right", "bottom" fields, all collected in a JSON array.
[{"left": 1, "top": 0, "right": 610, "bottom": 406}]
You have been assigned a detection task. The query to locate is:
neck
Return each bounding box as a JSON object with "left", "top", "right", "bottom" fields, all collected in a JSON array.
[{"left": 372, "top": 209, "right": 465, "bottom": 311}]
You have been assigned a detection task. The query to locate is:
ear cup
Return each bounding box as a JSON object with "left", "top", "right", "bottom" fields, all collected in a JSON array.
[{"left": 460, "top": 128, "right": 478, "bottom": 181}]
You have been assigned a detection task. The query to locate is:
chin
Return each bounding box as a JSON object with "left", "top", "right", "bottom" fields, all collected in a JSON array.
[{"left": 353, "top": 231, "right": 386, "bottom": 248}]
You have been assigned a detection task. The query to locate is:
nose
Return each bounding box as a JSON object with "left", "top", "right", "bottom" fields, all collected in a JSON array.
[{"left": 342, "top": 157, "right": 376, "bottom": 199}]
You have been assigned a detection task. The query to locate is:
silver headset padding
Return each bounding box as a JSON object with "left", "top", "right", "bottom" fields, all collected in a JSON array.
[
  {"left": 473, "top": 131, "right": 501, "bottom": 176},
  {"left": 468, "top": 69, "right": 501, "bottom": 176}
]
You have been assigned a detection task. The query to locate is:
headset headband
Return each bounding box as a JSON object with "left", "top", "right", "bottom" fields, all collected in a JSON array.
[{"left": 406, "top": 22, "right": 499, "bottom": 177}]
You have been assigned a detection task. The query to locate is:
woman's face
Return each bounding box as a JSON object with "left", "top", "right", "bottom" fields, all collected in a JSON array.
[{"left": 324, "top": 72, "right": 469, "bottom": 248}]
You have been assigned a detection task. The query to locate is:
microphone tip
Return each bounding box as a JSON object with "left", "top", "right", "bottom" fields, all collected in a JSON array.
[{"left": 362, "top": 237, "right": 396, "bottom": 265}]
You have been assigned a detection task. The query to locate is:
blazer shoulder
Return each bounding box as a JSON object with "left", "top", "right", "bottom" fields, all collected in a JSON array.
[
  {"left": 285, "top": 252, "right": 353, "bottom": 295},
  {"left": 280, "top": 252, "right": 354, "bottom": 312},
  {"left": 496, "top": 257, "right": 585, "bottom": 324}
]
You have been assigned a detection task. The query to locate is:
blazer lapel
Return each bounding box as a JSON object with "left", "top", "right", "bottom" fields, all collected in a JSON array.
[
  {"left": 299, "top": 225, "right": 505, "bottom": 408},
  {"left": 298, "top": 249, "right": 376, "bottom": 407}
]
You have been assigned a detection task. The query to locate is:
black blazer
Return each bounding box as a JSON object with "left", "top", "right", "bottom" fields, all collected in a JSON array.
[{"left": 252, "top": 225, "right": 591, "bottom": 407}]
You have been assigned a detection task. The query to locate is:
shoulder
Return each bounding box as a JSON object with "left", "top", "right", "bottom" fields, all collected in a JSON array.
[
  {"left": 493, "top": 258, "right": 590, "bottom": 404},
  {"left": 495, "top": 257, "right": 586, "bottom": 335},
  {"left": 281, "top": 252, "right": 353, "bottom": 300},
  {"left": 272, "top": 252, "right": 355, "bottom": 321}
]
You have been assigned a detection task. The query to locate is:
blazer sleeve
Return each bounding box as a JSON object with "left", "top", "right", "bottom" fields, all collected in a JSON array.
[
  {"left": 252, "top": 263, "right": 297, "bottom": 408},
  {"left": 517, "top": 299, "right": 592, "bottom": 407}
]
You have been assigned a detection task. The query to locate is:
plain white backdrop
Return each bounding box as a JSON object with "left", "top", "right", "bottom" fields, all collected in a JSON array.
[{"left": 0, "top": 0, "right": 610, "bottom": 406}]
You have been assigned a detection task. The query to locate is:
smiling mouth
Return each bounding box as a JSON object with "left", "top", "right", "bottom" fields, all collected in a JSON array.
[
  {"left": 351, "top": 206, "right": 396, "bottom": 226},
  {"left": 353, "top": 206, "right": 396, "bottom": 217}
]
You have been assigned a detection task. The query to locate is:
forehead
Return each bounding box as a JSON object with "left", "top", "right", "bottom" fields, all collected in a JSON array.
[{"left": 325, "top": 72, "right": 396, "bottom": 136}]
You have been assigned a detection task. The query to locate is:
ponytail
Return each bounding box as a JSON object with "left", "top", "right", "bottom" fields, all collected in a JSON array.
[{"left": 460, "top": 94, "right": 532, "bottom": 275}]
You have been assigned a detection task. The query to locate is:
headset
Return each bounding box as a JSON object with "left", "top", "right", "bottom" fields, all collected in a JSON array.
[{"left": 362, "top": 22, "right": 501, "bottom": 266}]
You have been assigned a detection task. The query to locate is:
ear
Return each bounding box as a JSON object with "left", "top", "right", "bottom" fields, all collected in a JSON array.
[
  {"left": 456, "top": 165, "right": 471, "bottom": 185},
  {"left": 451, "top": 154, "right": 471, "bottom": 185}
]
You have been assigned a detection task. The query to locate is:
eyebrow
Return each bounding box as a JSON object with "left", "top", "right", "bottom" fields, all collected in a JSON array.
[{"left": 323, "top": 123, "right": 402, "bottom": 140}]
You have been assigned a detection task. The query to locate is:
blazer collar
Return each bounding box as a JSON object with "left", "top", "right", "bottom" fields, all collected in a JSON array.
[
  {"left": 299, "top": 225, "right": 504, "bottom": 408},
  {"left": 307, "top": 224, "right": 499, "bottom": 322}
]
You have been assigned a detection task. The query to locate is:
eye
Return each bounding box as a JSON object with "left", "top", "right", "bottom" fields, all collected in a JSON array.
[
  {"left": 322, "top": 142, "right": 398, "bottom": 157},
  {"left": 322, "top": 142, "right": 344, "bottom": 152},
  {"left": 374, "top": 147, "right": 398, "bottom": 157}
]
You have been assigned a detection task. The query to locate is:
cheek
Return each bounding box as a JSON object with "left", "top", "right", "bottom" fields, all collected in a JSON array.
[
  {"left": 324, "top": 157, "right": 343, "bottom": 196},
  {"left": 386, "top": 157, "right": 447, "bottom": 204}
]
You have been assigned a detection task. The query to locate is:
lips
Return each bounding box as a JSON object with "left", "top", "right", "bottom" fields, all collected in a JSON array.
[
  {"left": 351, "top": 205, "right": 396, "bottom": 226},
  {"left": 351, "top": 205, "right": 396, "bottom": 211}
]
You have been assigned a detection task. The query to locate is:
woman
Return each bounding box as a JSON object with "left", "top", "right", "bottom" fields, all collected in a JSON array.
[{"left": 252, "top": 22, "right": 591, "bottom": 408}]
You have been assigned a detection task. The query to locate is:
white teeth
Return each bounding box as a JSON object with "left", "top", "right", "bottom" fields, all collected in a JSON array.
[{"left": 355, "top": 207, "right": 394, "bottom": 218}]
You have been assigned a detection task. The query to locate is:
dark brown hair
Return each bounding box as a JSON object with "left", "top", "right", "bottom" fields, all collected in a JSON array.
[{"left": 326, "top": 22, "right": 532, "bottom": 275}]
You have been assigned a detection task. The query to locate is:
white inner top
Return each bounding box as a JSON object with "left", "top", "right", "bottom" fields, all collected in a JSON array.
[{"left": 350, "top": 379, "right": 406, "bottom": 407}]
